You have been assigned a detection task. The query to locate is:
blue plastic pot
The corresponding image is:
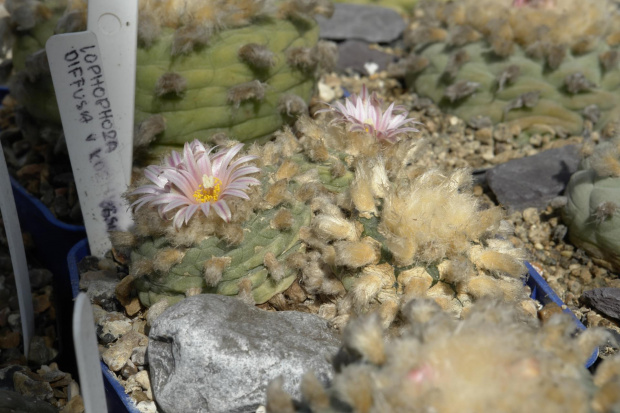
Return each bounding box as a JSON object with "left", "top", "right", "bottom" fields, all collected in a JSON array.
[
  {"left": 524, "top": 261, "right": 599, "bottom": 367},
  {"left": 68, "top": 238, "right": 140, "bottom": 413},
  {"left": 1, "top": 83, "right": 87, "bottom": 375},
  {"left": 1, "top": 85, "right": 86, "bottom": 277},
  {"left": 67, "top": 238, "right": 599, "bottom": 412},
  {"left": 10, "top": 177, "right": 86, "bottom": 375},
  {"left": 10, "top": 176, "right": 86, "bottom": 276}
]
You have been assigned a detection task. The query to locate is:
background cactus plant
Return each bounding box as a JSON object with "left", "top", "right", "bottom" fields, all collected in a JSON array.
[
  {"left": 562, "top": 136, "right": 620, "bottom": 272},
  {"left": 266, "top": 299, "right": 613, "bottom": 412},
  {"left": 2, "top": 0, "right": 336, "bottom": 157},
  {"left": 392, "top": 0, "right": 620, "bottom": 136}
]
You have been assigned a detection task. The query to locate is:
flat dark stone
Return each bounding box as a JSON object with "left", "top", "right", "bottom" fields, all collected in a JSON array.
[
  {"left": 316, "top": 4, "right": 406, "bottom": 43},
  {"left": 337, "top": 40, "right": 396, "bottom": 74},
  {"left": 486, "top": 145, "right": 581, "bottom": 211},
  {"left": 582, "top": 288, "right": 620, "bottom": 321}
]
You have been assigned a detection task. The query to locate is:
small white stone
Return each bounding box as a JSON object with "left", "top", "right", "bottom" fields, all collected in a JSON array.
[
  {"left": 364, "top": 61, "right": 379, "bottom": 75},
  {"left": 481, "top": 148, "right": 495, "bottom": 161},
  {"left": 255, "top": 406, "right": 267, "bottom": 413},
  {"left": 131, "top": 346, "right": 147, "bottom": 366},
  {"left": 136, "top": 400, "right": 157, "bottom": 413},
  {"left": 7, "top": 313, "right": 20, "bottom": 330},
  {"left": 146, "top": 300, "right": 170, "bottom": 327},
  {"left": 135, "top": 370, "right": 150, "bottom": 391},
  {"left": 318, "top": 81, "right": 336, "bottom": 102},
  {"left": 67, "top": 380, "right": 80, "bottom": 400}
]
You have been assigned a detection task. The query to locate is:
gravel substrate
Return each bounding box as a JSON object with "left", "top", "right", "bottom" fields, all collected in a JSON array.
[{"left": 0, "top": 217, "right": 85, "bottom": 412}]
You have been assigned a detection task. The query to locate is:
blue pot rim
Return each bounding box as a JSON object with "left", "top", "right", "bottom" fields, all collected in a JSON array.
[{"left": 10, "top": 176, "right": 85, "bottom": 232}]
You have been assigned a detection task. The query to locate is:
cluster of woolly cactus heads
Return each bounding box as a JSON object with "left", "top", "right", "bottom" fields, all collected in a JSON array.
[
  {"left": 562, "top": 136, "right": 620, "bottom": 272},
  {"left": 267, "top": 299, "right": 614, "bottom": 412},
  {"left": 392, "top": 0, "right": 620, "bottom": 135},
  {"left": 2, "top": 0, "right": 337, "bottom": 157},
  {"left": 119, "top": 84, "right": 535, "bottom": 331}
]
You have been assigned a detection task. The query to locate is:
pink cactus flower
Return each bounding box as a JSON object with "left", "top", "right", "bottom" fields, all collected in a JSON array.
[
  {"left": 130, "top": 140, "right": 260, "bottom": 228},
  {"left": 319, "top": 85, "right": 420, "bottom": 143}
]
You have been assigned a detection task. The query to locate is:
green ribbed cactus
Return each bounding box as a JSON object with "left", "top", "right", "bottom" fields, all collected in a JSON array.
[
  {"left": 123, "top": 133, "right": 354, "bottom": 307},
  {"left": 135, "top": 19, "right": 320, "bottom": 150},
  {"left": 562, "top": 137, "right": 620, "bottom": 272},
  {"left": 396, "top": 0, "right": 620, "bottom": 135},
  {"left": 3, "top": 0, "right": 335, "bottom": 154},
  {"left": 132, "top": 200, "right": 312, "bottom": 307}
]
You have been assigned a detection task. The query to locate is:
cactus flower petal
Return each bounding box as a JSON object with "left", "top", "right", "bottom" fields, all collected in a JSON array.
[
  {"left": 318, "top": 85, "right": 421, "bottom": 143},
  {"left": 130, "top": 140, "right": 259, "bottom": 228}
]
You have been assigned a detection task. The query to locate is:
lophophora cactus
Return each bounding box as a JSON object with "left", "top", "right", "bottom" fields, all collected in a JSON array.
[
  {"left": 392, "top": 0, "right": 620, "bottom": 136},
  {"left": 562, "top": 136, "right": 620, "bottom": 272},
  {"left": 266, "top": 299, "right": 616, "bottom": 413},
  {"left": 123, "top": 85, "right": 534, "bottom": 331},
  {"left": 2, "top": 0, "right": 336, "bottom": 156}
]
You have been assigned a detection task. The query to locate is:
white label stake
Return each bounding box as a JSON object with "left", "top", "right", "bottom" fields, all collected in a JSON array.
[
  {"left": 73, "top": 293, "right": 107, "bottom": 413},
  {"left": 0, "top": 148, "right": 34, "bottom": 358},
  {"left": 46, "top": 32, "right": 133, "bottom": 257},
  {"left": 88, "top": 0, "right": 138, "bottom": 185}
]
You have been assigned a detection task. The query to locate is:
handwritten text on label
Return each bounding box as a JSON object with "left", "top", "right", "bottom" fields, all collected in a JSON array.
[
  {"left": 47, "top": 32, "right": 132, "bottom": 256},
  {"left": 60, "top": 44, "right": 123, "bottom": 231}
]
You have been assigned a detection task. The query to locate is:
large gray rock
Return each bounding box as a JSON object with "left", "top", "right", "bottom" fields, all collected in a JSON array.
[
  {"left": 316, "top": 4, "right": 406, "bottom": 43},
  {"left": 148, "top": 295, "right": 341, "bottom": 413},
  {"left": 582, "top": 288, "right": 620, "bottom": 321},
  {"left": 486, "top": 145, "right": 581, "bottom": 211}
]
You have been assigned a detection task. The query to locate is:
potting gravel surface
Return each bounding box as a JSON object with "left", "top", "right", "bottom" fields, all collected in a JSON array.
[{"left": 0, "top": 215, "right": 85, "bottom": 412}]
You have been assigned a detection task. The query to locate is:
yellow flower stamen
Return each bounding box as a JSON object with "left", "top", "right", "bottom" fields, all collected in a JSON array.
[
  {"left": 193, "top": 175, "right": 222, "bottom": 203},
  {"left": 364, "top": 117, "right": 374, "bottom": 133}
]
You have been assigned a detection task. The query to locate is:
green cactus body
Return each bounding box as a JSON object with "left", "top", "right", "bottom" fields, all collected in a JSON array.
[
  {"left": 128, "top": 142, "right": 355, "bottom": 308},
  {"left": 133, "top": 200, "right": 311, "bottom": 307},
  {"left": 563, "top": 169, "right": 620, "bottom": 271},
  {"left": 5, "top": 0, "right": 330, "bottom": 152},
  {"left": 9, "top": 1, "right": 66, "bottom": 123},
  {"left": 411, "top": 42, "right": 620, "bottom": 135},
  {"left": 135, "top": 20, "right": 319, "bottom": 149},
  {"left": 402, "top": 0, "right": 620, "bottom": 135}
]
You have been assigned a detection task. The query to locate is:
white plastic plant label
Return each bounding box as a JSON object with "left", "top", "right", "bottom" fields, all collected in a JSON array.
[
  {"left": 46, "top": 31, "right": 132, "bottom": 257},
  {"left": 0, "top": 148, "right": 34, "bottom": 358},
  {"left": 73, "top": 293, "right": 107, "bottom": 412},
  {"left": 88, "top": 0, "right": 138, "bottom": 185}
]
